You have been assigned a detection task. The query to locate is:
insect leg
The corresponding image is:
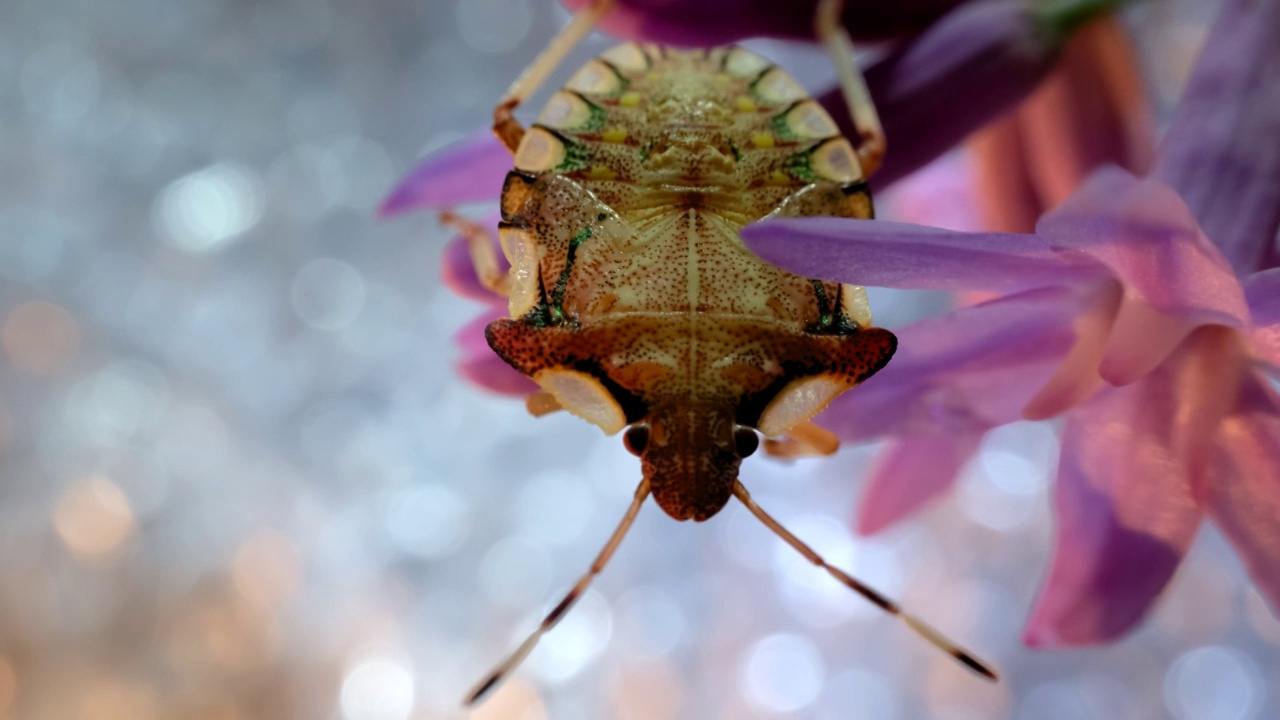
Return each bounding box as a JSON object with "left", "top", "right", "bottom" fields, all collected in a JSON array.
[
  {"left": 763, "top": 421, "right": 841, "bottom": 458},
  {"left": 814, "top": 0, "right": 886, "bottom": 176},
  {"left": 493, "top": 0, "right": 614, "bottom": 153},
  {"left": 464, "top": 476, "right": 650, "bottom": 706},
  {"left": 731, "top": 480, "right": 999, "bottom": 682},
  {"left": 439, "top": 211, "right": 510, "bottom": 296}
]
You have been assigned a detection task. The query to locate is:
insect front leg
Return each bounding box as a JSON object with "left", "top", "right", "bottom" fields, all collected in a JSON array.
[
  {"left": 815, "top": 0, "right": 886, "bottom": 176},
  {"left": 440, "top": 211, "right": 510, "bottom": 296},
  {"left": 493, "top": 0, "right": 614, "bottom": 152}
]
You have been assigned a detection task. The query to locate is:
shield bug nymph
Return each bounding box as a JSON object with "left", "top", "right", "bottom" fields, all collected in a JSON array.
[{"left": 444, "top": 0, "right": 999, "bottom": 704}]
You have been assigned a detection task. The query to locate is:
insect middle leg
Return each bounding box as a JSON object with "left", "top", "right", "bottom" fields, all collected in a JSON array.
[
  {"left": 493, "top": 0, "right": 614, "bottom": 152},
  {"left": 815, "top": 0, "right": 886, "bottom": 176},
  {"left": 763, "top": 421, "right": 841, "bottom": 458}
]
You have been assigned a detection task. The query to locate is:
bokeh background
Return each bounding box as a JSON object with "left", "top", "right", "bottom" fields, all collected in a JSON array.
[{"left": 0, "top": 0, "right": 1276, "bottom": 718}]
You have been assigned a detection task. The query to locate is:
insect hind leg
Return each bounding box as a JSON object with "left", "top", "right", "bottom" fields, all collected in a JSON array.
[
  {"left": 815, "top": 0, "right": 886, "bottom": 176},
  {"left": 493, "top": 0, "right": 614, "bottom": 152}
]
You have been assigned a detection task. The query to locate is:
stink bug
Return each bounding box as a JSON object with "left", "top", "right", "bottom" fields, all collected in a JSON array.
[{"left": 448, "top": 0, "right": 998, "bottom": 704}]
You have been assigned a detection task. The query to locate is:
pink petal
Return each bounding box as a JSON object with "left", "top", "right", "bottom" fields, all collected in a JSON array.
[
  {"left": 453, "top": 310, "right": 537, "bottom": 396},
  {"left": 856, "top": 433, "right": 984, "bottom": 535},
  {"left": 1037, "top": 169, "right": 1249, "bottom": 330},
  {"left": 820, "top": 287, "right": 1077, "bottom": 440},
  {"left": 1206, "top": 372, "right": 1280, "bottom": 610},
  {"left": 1024, "top": 327, "right": 1243, "bottom": 646},
  {"left": 458, "top": 353, "right": 539, "bottom": 397},
  {"left": 380, "top": 133, "right": 510, "bottom": 217},
  {"left": 741, "top": 218, "right": 1099, "bottom": 293},
  {"left": 1022, "top": 280, "right": 1118, "bottom": 419},
  {"left": 441, "top": 212, "right": 507, "bottom": 305}
]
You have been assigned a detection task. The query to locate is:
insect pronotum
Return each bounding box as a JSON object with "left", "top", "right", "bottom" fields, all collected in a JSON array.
[{"left": 446, "top": 0, "right": 999, "bottom": 704}]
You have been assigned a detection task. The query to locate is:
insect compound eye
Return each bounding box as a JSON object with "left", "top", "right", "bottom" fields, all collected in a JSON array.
[
  {"left": 734, "top": 427, "right": 759, "bottom": 458},
  {"left": 623, "top": 425, "right": 650, "bottom": 456}
]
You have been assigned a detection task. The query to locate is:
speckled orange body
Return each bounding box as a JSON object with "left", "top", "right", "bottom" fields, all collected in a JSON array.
[{"left": 488, "top": 43, "right": 896, "bottom": 521}]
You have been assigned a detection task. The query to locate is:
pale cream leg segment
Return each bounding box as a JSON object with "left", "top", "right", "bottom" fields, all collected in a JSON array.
[
  {"left": 814, "top": 0, "right": 886, "bottom": 176},
  {"left": 731, "top": 480, "right": 998, "bottom": 681},
  {"left": 763, "top": 421, "right": 841, "bottom": 458},
  {"left": 525, "top": 391, "right": 563, "bottom": 418},
  {"left": 493, "top": 0, "right": 615, "bottom": 152},
  {"left": 439, "top": 211, "right": 510, "bottom": 296},
  {"left": 464, "top": 477, "right": 650, "bottom": 706}
]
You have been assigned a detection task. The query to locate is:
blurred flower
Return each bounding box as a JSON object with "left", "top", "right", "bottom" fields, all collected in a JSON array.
[{"left": 742, "top": 0, "right": 1280, "bottom": 645}]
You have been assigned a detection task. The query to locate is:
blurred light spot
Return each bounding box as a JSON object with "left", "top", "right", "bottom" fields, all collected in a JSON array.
[
  {"left": 821, "top": 669, "right": 899, "bottom": 720},
  {"left": 78, "top": 677, "right": 159, "bottom": 720},
  {"left": 514, "top": 471, "right": 594, "bottom": 547},
  {"left": 1244, "top": 587, "right": 1280, "bottom": 645},
  {"left": 21, "top": 44, "right": 101, "bottom": 130},
  {"left": 480, "top": 537, "right": 551, "bottom": 609},
  {"left": 742, "top": 633, "right": 825, "bottom": 713},
  {"left": 291, "top": 257, "right": 366, "bottom": 330},
  {"left": 456, "top": 0, "right": 533, "bottom": 54},
  {"left": 978, "top": 448, "right": 1046, "bottom": 497},
  {"left": 773, "top": 514, "right": 900, "bottom": 623},
  {"left": 384, "top": 484, "right": 469, "bottom": 559},
  {"left": 0, "top": 208, "right": 71, "bottom": 282},
  {"left": 1022, "top": 682, "right": 1094, "bottom": 720},
  {"left": 2, "top": 301, "right": 80, "bottom": 376},
  {"left": 615, "top": 586, "right": 686, "bottom": 658},
  {"left": 1151, "top": 555, "right": 1234, "bottom": 642},
  {"left": 53, "top": 476, "right": 135, "bottom": 565},
  {"left": 1163, "top": 645, "right": 1263, "bottom": 720},
  {"left": 65, "top": 360, "right": 170, "bottom": 446},
  {"left": 610, "top": 660, "right": 684, "bottom": 720},
  {"left": 267, "top": 144, "right": 347, "bottom": 220},
  {"left": 532, "top": 588, "right": 612, "bottom": 683},
  {"left": 0, "top": 656, "right": 14, "bottom": 715},
  {"left": 232, "top": 530, "right": 301, "bottom": 612},
  {"left": 340, "top": 659, "right": 416, "bottom": 720},
  {"left": 956, "top": 462, "right": 1038, "bottom": 533},
  {"left": 468, "top": 678, "right": 546, "bottom": 720},
  {"left": 154, "top": 163, "right": 264, "bottom": 253}
]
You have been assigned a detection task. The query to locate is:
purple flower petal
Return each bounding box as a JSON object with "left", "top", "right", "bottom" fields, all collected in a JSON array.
[
  {"left": 1023, "top": 327, "right": 1242, "bottom": 646},
  {"left": 560, "top": 0, "right": 965, "bottom": 46},
  {"left": 441, "top": 212, "right": 507, "bottom": 305},
  {"left": 819, "top": 288, "right": 1078, "bottom": 439},
  {"left": 856, "top": 433, "right": 984, "bottom": 535},
  {"left": 380, "top": 133, "right": 510, "bottom": 217},
  {"left": 1247, "top": 268, "right": 1280, "bottom": 367},
  {"left": 1037, "top": 169, "right": 1248, "bottom": 331},
  {"left": 742, "top": 218, "right": 1099, "bottom": 293},
  {"left": 1152, "top": 0, "right": 1280, "bottom": 276},
  {"left": 454, "top": 310, "right": 537, "bottom": 396},
  {"left": 847, "top": 0, "right": 1101, "bottom": 189},
  {"left": 1207, "top": 372, "right": 1280, "bottom": 610}
]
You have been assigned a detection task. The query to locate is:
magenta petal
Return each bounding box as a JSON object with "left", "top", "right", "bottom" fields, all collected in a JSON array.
[
  {"left": 1037, "top": 169, "right": 1249, "bottom": 330},
  {"left": 441, "top": 212, "right": 507, "bottom": 305},
  {"left": 1246, "top": 268, "right": 1280, "bottom": 328},
  {"left": 1207, "top": 372, "right": 1280, "bottom": 610},
  {"left": 820, "top": 287, "right": 1077, "bottom": 439},
  {"left": 380, "top": 133, "right": 510, "bottom": 216},
  {"left": 856, "top": 433, "right": 983, "bottom": 535},
  {"left": 1023, "top": 328, "right": 1242, "bottom": 646},
  {"left": 458, "top": 353, "right": 539, "bottom": 396},
  {"left": 741, "top": 218, "right": 1099, "bottom": 293},
  {"left": 454, "top": 311, "right": 536, "bottom": 396}
]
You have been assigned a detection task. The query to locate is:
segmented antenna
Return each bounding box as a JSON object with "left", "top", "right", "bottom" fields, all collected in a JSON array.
[
  {"left": 731, "top": 481, "right": 999, "bottom": 681},
  {"left": 464, "top": 478, "right": 651, "bottom": 706}
]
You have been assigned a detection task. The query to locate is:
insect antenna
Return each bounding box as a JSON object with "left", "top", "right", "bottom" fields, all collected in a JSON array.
[
  {"left": 730, "top": 480, "right": 999, "bottom": 681},
  {"left": 464, "top": 477, "right": 651, "bottom": 706}
]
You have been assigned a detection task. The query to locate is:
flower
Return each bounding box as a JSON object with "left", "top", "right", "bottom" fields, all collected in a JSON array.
[{"left": 741, "top": 0, "right": 1280, "bottom": 644}]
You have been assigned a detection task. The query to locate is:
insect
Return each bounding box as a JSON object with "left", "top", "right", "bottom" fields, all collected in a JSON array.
[{"left": 447, "top": 0, "right": 998, "bottom": 704}]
